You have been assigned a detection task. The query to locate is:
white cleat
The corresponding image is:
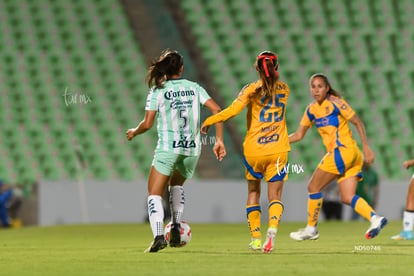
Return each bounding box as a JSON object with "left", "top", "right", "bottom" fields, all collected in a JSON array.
[
  {"left": 262, "top": 227, "right": 277, "bottom": 253},
  {"left": 365, "top": 216, "right": 387, "bottom": 239},
  {"left": 290, "top": 228, "right": 319, "bottom": 241}
]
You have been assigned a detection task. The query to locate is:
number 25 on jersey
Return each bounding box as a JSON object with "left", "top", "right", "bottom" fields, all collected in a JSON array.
[{"left": 259, "top": 94, "right": 286, "bottom": 123}]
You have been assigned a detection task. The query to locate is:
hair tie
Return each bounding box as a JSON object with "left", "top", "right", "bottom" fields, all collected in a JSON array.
[
  {"left": 257, "top": 55, "right": 278, "bottom": 78},
  {"left": 263, "top": 58, "right": 271, "bottom": 77}
]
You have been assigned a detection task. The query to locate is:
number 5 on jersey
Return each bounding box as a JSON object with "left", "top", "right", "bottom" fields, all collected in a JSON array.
[{"left": 178, "top": 109, "right": 188, "bottom": 128}]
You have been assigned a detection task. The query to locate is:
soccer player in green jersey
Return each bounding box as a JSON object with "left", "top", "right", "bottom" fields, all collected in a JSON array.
[{"left": 126, "top": 49, "right": 226, "bottom": 252}]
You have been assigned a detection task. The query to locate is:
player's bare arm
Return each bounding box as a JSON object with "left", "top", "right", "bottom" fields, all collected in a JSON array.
[
  {"left": 288, "top": 125, "right": 309, "bottom": 144},
  {"left": 126, "top": 110, "right": 157, "bottom": 140},
  {"left": 403, "top": 159, "right": 414, "bottom": 169},
  {"left": 203, "top": 99, "right": 226, "bottom": 161},
  {"left": 349, "top": 114, "right": 374, "bottom": 165}
]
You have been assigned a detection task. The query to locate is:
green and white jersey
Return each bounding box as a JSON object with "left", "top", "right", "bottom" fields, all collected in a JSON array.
[{"left": 145, "top": 78, "right": 211, "bottom": 156}]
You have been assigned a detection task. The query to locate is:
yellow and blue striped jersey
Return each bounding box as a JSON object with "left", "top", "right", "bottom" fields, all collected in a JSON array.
[
  {"left": 203, "top": 80, "right": 290, "bottom": 156},
  {"left": 300, "top": 95, "right": 357, "bottom": 152}
]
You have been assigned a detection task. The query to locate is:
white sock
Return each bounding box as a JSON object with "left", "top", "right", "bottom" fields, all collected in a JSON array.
[
  {"left": 147, "top": 195, "right": 164, "bottom": 237},
  {"left": 403, "top": 210, "right": 414, "bottom": 232},
  {"left": 169, "top": 186, "right": 185, "bottom": 224},
  {"left": 370, "top": 214, "right": 380, "bottom": 223}
]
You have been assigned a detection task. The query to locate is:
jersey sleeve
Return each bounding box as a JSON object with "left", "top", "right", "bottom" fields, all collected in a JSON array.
[
  {"left": 333, "top": 98, "right": 355, "bottom": 120},
  {"left": 299, "top": 105, "right": 314, "bottom": 127},
  {"left": 198, "top": 84, "right": 211, "bottom": 105},
  {"left": 145, "top": 88, "right": 158, "bottom": 111},
  {"left": 203, "top": 84, "right": 252, "bottom": 126}
]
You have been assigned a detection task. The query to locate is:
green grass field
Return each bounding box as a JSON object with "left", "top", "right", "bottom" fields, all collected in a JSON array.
[{"left": 0, "top": 221, "right": 413, "bottom": 276}]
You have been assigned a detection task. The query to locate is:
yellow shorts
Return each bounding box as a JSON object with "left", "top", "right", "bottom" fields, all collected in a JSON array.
[
  {"left": 318, "top": 145, "right": 363, "bottom": 183},
  {"left": 243, "top": 152, "right": 289, "bottom": 182}
]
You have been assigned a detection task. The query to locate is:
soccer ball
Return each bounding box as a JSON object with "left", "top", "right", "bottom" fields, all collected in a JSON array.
[{"left": 164, "top": 221, "right": 192, "bottom": 247}]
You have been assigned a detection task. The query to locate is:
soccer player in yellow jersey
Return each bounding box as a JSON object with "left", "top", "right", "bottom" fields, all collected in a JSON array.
[
  {"left": 202, "top": 51, "right": 289, "bottom": 253},
  {"left": 289, "top": 73, "right": 387, "bottom": 240}
]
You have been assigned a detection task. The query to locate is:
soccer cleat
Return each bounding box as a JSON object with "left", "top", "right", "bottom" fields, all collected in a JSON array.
[
  {"left": 169, "top": 223, "right": 181, "bottom": 247},
  {"left": 248, "top": 238, "right": 262, "bottom": 251},
  {"left": 365, "top": 216, "right": 387, "bottom": 239},
  {"left": 391, "top": 230, "right": 414, "bottom": 240},
  {"left": 262, "top": 227, "right": 277, "bottom": 253},
  {"left": 144, "top": 235, "right": 168, "bottom": 253},
  {"left": 290, "top": 228, "right": 319, "bottom": 241}
]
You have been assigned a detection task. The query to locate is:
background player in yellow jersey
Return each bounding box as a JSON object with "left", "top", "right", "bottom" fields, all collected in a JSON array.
[
  {"left": 201, "top": 51, "right": 290, "bottom": 253},
  {"left": 289, "top": 73, "right": 387, "bottom": 240}
]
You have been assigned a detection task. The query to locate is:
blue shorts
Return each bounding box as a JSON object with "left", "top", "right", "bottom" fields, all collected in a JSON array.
[{"left": 152, "top": 150, "right": 200, "bottom": 179}]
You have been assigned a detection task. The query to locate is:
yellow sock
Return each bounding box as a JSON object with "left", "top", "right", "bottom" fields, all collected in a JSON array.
[
  {"left": 308, "top": 192, "right": 323, "bottom": 227},
  {"left": 351, "top": 195, "right": 375, "bottom": 221},
  {"left": 246, "top": 204, "right": 261, "bottom": 239},
  {"left": 268, "top": 200, "right": 284, "bottom": 229}
]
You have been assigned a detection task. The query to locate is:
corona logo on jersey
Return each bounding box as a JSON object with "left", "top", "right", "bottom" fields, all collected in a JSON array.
[{"left": 164, "top": 90, "right": 195, "bottom": 100}]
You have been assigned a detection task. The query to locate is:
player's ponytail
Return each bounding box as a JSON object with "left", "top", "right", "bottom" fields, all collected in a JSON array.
[
  {"left": 310, "top": 73, "right": 341, "bottom": 98},
  {"left": 255, "top": 51, "right": 279, "bottom": 98},
  {"left": 147, "top": 49, "right": 183, "bottom": 88}
]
